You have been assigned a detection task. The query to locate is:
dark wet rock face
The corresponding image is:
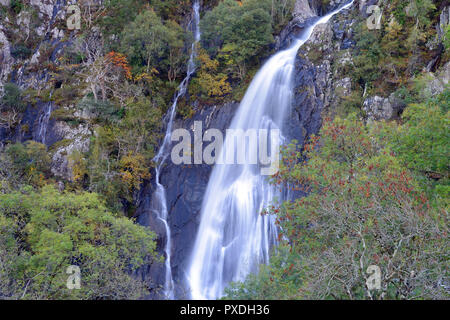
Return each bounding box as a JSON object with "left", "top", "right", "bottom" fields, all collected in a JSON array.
[
  {"left": 134, "top": 102, "right": 239, "bottom": 299},
  {"left": 289, "top": 6, "right": 357, "bottom": 146},
  {"left": 0, "top": 100, "right": 61, "bottom": 147}
]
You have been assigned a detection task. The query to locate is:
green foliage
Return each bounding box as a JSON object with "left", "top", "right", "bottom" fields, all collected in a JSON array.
[
  {"left": 194, "top": 0, "right": 293, "bottom": 101},
  {"left": 81, "top": 97, "right": 161, "bottom": 212},
  {"left": 381, "top": 89, "right": 450, "bottom": 199},
  {"left": 101, "top": 0, "right": 191, "bottom": 40},
  {"left": 119, "top": 9, "right": 168, "bottom": 74},
  {"left": 1, "top": 83, "right": 26, "bottom": 112},
  {"left": 392, "top": 0, "right": 409, "bottom": 25},
  {"left": 352, "top": 22, "right": 382, "bottom": 91},
  {"left": 0, "top": 186, "right": 159, "bottom": 299},
  {"left": 224, "top": 5, "right": 273, "bottom": 67},
  {"left": 118, "top": 8, "right": 187, "bottom": 81},
  {"left": 201, "top": 0, "right": 273, "bottom": 75},
  {"left": 100, "top": 0, "right": 146, "bottom": 38},
  {"left": 227, "top": 116, "right": 448, "bottom": 300},
  {"left": 225, "top": 245, "right": 302, "bottom": 299},
  {"left": 334, "top": 89, "right": 364, "bottom": 118},
  {"left": 0, "top": 83, "right": 27, "bottom": 133},
  {"left": 0, "top": 141, "right": 51, "bottom": 190},
  {"left": 348, "top": 0, "right": 441, "bottom": 96},
  {"left": 444, "top": 24, "right": 450, "bottom": 52},
  {"left": 189, "top": 48, "right": 232, "bottom": 103},
  {"left": 270, "top": 0, "right": 296, "bottom": 33},
  {"left": 165, "top": 19, "right": 188, "bottom": 83},
  {"left": 77, "top": 96, "right": 123, "bottom": 124},
  {"left": 10, "top": 44, "right": 33, "bottom": 59},
  {"left": 10, "top": 0, "right": 23, "bottom": 14},
  {"left": 404, "top": 0, "right": 436, "bottom": 29}
]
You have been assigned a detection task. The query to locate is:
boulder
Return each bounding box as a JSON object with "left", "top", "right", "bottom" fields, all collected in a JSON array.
[
  {"left": 423, "top": 62, "right": 450, "bottom": 97},
  {"left": 362, "top": 93, "right": 406, "bottom": 121},
  {"left": 293, "top": 0, "right": 317, "bottom": 21}
]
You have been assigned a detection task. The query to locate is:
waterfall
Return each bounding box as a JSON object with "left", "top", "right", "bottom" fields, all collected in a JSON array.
[
  {"left": 37, "top": 99, "right": 53, "bottom": 145},
  {"left": 151, "top": 1, "right": 201, "bottom": 300},
  {"left": 187, "top": 1, "right": 354, "bottom": 300}
]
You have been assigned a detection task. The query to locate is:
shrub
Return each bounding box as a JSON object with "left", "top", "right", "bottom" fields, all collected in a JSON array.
[{"left": 0, "top": 186, "right": 160, "bottom": 299}]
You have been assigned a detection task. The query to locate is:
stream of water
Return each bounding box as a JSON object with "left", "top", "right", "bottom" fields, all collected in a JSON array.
[
  {"left": 187, "top": 1, "right": 354, "bottom": 300},
  {"left": 151, "top": 1, "right": 201, "bottom": 300}
]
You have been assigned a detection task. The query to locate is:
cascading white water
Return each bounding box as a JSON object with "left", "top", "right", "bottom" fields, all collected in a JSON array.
[
  {"left": 151, "top": 1, "right": 201, "bottom": 299},
  {"left": 187, "top": 1, "right": 354, "bottom": 300},
  {"left": 37, "top": 100, "right": 53, "bottom": 145}
]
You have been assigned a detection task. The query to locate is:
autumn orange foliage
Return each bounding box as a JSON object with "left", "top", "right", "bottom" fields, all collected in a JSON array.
[{"left": 106, "top": 51, "right": 133, "bottom": 80}]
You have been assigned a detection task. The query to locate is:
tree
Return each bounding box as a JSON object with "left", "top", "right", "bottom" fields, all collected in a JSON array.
[
  {"left": 225, "top": 7, "right": 273, "bottom": 80},
  {"left": 444, "top": 25, "right": 450, "bottom": 52},
  {"left": 100, "top": 0, "right": 145, "bottom": 38},
  {"left": 120, "top": 9, "right": 168, "bottom": 74},
  {"left": 0, "top": 83, "right": 26, "bottom": 130},
  {"left": 0, "top": 141, "right": 51, "bottom": 190},
  {"left": 270, "top": 0, "right": 296, "bottom": 32},
  {"left": 200, "top": 0, "right": 274, "bottom": 80},
  {"left": 381, "top": 89, "right": 449, "bottom": 198},
  {"left": 352, "top": 22, "right": 382, "bottom": 92},
  {"left": 120, "top": 97, "right": 162, "bottom": 158},
  {"left": 191, "top": 48, "right": 232, "bottom": 101},
  {"left": 119, "top": 8, "right": 188, "bottom": 82},
  {"left": 0, "top": 186, "right": 160, "bottom": 299},
  {"left": 165, "top": 20, "right": 187, "bottom": 83},
  {"left": 226, "top": 116, "right": 448, "bottom": 300},
  {"left": 380, "top": 18, "right": 408, "bottom": 83},
  {"left": 77, "top": 48, "right": 132, "bottom": 105},
  {"left": 405, "top": 0, "right": 436, "bottom": 29}
]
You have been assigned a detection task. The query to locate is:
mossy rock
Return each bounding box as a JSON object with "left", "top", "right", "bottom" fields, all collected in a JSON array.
[
  {"left": 50, "top": 107, "right": 76, "bottom": 122},
  {"left": 49, "top": 139, "right": 73, "bottom": 153}
]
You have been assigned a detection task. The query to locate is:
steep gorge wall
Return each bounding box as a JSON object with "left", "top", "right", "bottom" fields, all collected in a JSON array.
[
  {"left": 135, "top": 101, "right": 239, "bottom": 298},
  {"left": 0, "top": 0, "right": 92, "bottom": 180}
]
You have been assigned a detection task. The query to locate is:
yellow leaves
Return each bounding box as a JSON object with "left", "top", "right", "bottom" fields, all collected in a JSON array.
[
  {"left": 68, "top": 151, "right": 88, "bottom": 185},
  {"left": 197, "top": 48, "right": 219, "bottom": 72},
  {"left": 119, "top": 152, "right": 150, "bottom": 192},
  {"left": 120, "top": 170, "right": 134, "bottom": 186},
  {"left": 134, "top": 68, "right": 159, "bottom": 84},
  {"left": 198, "top": 72, "right": 232, "bottom": 98},
  {"left": 195, "top": 48, "right": 231, "bottom": 99},
  {"left": 218, "top": 43, "right": 238, "bottom": 66}
]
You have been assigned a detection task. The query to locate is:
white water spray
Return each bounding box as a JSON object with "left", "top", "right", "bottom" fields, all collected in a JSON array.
[
  {"left": 187, "top": 1, "right": 354, "bottom": 300},
  {"left": 37, "top": 100, "right": 53, "bottom": 145},
  {"left": 151, "top": 1, "right": 201, "bottom": 299}
]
